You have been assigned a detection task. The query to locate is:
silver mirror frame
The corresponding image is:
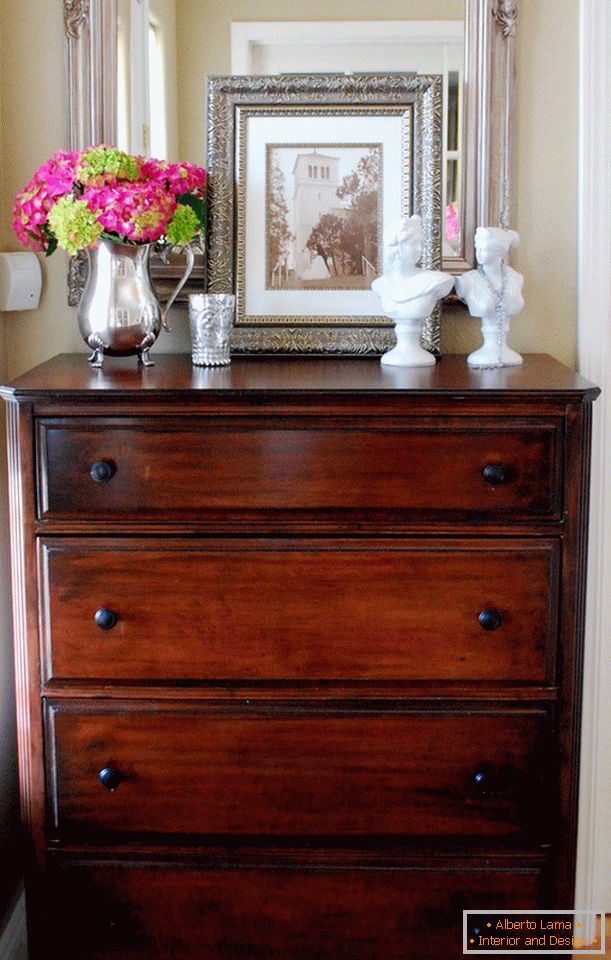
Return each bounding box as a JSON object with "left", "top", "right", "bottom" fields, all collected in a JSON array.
[
  {"left": 64, "top": 0, "right": 117, "bottom": 304},
  {"left": 64, "top": 0, "right": 117, "bottom": 149},
  {"left": 460, "top": 0, "right": 517, "bottom": 270},
  {"left": 63, "top": 0, "right": 517, "bottom": 302}
]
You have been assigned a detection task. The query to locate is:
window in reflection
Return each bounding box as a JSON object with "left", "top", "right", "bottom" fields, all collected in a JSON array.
[
  {"left": 117, "top": 0, "right": 169, "bottom": 159},
  {"left": 148, "top": 22, "right": 167, "bottom": 159},
  {"left": 444, "top": 70, "right": 462, "bottom": 254},
  {"left": 117, "top": 26, "right": 129, "bottom": 153}
]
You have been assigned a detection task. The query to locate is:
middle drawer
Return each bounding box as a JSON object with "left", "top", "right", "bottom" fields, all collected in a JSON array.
[
  {"left": 45, "top": 701, "right": 551, "bottom": 842},
  {"left": 39, "top": 538, "right": 558, "bottom": 685}
]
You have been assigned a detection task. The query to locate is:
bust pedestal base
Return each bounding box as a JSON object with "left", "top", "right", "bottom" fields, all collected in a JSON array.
[
  {"left": 381, "top": 318, "right": 435, "bottom": 367},
  {"left": 467, "top": 317, "right": 523, "bottom": 369}
]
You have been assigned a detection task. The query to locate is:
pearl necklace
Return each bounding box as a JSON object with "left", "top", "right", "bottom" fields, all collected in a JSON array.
[{"left": 478, "top": 262, "right": 507, "bottom": 368}]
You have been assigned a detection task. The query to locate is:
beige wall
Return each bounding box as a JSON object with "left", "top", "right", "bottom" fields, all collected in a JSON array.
[
  {"left": 1, "top": 0, "right": 82, "bottom": 380},
  {"left": 512, "top": 0, "right": 579, "bottom": 363}
]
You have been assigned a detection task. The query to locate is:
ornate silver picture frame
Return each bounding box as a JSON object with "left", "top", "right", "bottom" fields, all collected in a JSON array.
[{"left": 206, "top": 74, "right": 442, "bottom": 356}]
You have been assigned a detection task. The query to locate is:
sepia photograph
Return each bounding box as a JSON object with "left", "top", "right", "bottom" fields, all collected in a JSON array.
[{"left": 266, "top": 144, "right": 382, "bottom": 291}]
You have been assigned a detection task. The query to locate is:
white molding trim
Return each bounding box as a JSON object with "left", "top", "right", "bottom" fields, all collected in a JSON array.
[
  {"left": 0, "top": 888, "right": 26, "bottom": 960},
  {"left": 230, "top": 20, "right": 463, "bottom": 74},
  {"left": 575, "top": 0, "right": 611, "bottom": 915}
]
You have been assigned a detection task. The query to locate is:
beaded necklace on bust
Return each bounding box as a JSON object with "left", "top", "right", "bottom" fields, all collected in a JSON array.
[{"left": 477, "top": 261, "right": 507, "bottom": 368}]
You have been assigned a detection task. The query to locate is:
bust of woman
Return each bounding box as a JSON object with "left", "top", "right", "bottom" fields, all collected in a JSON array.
[
  {"left": 372, "top": 215, "right": 454, "bottom": 367},
  {"left": 455, "top": 227, "right": 524, "bottom": 367}
]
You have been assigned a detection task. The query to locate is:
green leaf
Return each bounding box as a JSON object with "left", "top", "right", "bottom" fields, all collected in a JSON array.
[
  {"left": 41, "top": 224, "right": 58, "bottom": 257},
  {"left": 176, "top": 192, "right": 205, "bottom": 229}
]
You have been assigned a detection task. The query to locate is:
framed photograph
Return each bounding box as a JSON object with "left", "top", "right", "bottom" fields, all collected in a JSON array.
[{"left": 206, "top": 74, "right": 442, "bottom": 355}]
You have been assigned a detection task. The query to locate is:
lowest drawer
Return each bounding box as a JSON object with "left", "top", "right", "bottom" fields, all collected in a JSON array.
[
  {"left": 45, "top": 861, "right": 544, "bottom": 960},
  {"left": 46, "top": 703, "right": 551, "bottom": 842},
  {"left": 39, "top": 537, "right": 558, "bottom": 684},
  {"left": 36, "top": 417, "right": 563, "bottom": 522}
]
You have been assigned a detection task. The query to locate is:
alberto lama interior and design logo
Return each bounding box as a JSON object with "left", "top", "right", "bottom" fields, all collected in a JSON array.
[{"left": 463, "top": 911, "right": 606, "bottom": 954}]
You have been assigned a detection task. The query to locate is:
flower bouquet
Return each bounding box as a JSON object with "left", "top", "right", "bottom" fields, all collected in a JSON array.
[
  {"left": 12, "top": 144, "right": 206, "bottom": 255},
  {"left": 12, "top": 146, "right": 207, "bottom": 367}
]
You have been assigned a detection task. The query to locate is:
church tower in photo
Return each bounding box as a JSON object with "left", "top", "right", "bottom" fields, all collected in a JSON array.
[{"left": 292, "top": 151, "right": 341, "bottom": 279}]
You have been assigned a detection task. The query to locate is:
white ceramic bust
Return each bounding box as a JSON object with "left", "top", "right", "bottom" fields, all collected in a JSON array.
[
  {"left": 372, "top": 215, "right": 454, "bottom": 367},
  {"left": 455, "top": 226, "right": 524, "bottom": 368}
]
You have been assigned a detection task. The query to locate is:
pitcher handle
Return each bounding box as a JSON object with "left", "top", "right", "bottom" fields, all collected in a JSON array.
[{"left": 160, "top": 244, "right": 196, "bottom": 332}]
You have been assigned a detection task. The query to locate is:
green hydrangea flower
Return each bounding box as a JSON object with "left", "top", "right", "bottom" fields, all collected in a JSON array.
[
  {"left": 165, "top": 203, "right": 200, "bottom": 245},
  {"left": 47, "top": 195, "right": 103, "bottom": 254},
  {"left": 78, "top": 146, "right": 140, "bottom": 184},
  {"left": 132, "top": 209, "right": 163, "bottom": 239}
]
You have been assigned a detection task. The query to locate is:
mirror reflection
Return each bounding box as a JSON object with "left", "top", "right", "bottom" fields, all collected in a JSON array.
[{"left": 116, "top": 1, "right": 464, "bottom": 257}]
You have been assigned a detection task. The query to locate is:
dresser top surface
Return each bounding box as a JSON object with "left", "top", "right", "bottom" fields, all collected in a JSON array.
[{"left": 0, "top": 353, "right": 599, "bottom": 400}]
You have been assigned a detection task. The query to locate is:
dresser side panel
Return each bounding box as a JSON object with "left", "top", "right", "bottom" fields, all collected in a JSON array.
[
  {"left": 554, "top": 400, "right": 596, "bottom": 905},
  {"left": 5, "top": 400, "right": 45, "bottom": 864}
]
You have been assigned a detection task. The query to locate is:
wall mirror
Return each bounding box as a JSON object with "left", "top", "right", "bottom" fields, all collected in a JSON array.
[{"left": 63, "top": 0, "right": 516, "bottom": 305}]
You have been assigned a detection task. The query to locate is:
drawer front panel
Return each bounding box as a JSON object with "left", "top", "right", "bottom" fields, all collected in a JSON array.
[
  {"left": 48, "top": 863, "right": 543, "bottom": 960},
  {"left": 47, "top": 705, "right": 550, "bottom": 841},
  {"left": 41, "top": 538, "right": 558, "bottom": 683},
  {"left": 37, "top": 418, "right": 561, "bottom": 521}
]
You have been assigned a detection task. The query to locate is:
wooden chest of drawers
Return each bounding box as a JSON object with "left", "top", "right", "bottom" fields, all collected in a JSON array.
[{"left": 1, "top": 354, "right": 598, "bottom": 960}]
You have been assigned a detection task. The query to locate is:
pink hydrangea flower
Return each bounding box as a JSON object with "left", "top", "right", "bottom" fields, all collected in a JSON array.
[
  {"left": 445, "top": 202, "right": 460, "bottom": 243},
  {"left": 141, "top": 158, "right": 206, "bottom": 195},
  {"left": 83, "top": 181, "right": 176, "bottom": 243},
  {"left": 12, "top": 150, "right": 80, "bottom": 251},
  {"left": 12, "top": 146, "right": 205, "bottom": 254}
]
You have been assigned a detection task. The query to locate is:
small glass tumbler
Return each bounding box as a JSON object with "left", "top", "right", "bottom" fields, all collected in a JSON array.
[{"left": 188, "top": 293, "right": 235, "bottom": 366}]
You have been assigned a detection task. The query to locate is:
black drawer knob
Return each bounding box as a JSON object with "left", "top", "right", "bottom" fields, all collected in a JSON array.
[
  {"left": 94, "top": 608, "right": 117, "bottom": 631},
  {"left": 482, "top": 463, "right": 507, "bottom": 485},
  {"left": 478, "top": 608, "right": 503, "bottom": 631},
  {"left": 471, "top": 763, "right": 496, "bottom": 795},
  {"left": 90, "top": 459, "right": 116, "bottom": 484},
  {"left": 98, "top": 767, "right": 126, "bottom": 792}
]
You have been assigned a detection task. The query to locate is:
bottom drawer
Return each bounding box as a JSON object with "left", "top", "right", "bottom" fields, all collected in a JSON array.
[{"left": 46, "top": 862, "right": 545, "bottom": 960}]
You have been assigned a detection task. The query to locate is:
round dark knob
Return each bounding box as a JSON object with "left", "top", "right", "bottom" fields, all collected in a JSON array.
[
  {"left": 482, "top": 463, "right": 507, "bottom": 485},
  {"left": 94, "top": 608, "right": 117, "bottom": 631},
  {"left": 478, "top": 608, "right": 503, "bottom": 631},
  {"left": 98, "top": 767, "right": 126, "bottom": 792},
  {"left": 90, "top": 459, "right": 116, "bottom": 484},
  {"left": 471, "top": 763, "right": 495, "bottom": 795}
]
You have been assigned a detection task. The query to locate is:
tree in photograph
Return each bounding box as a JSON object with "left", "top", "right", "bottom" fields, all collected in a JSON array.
[
  {"left": 268, "top": 156, "right": 293, "bottom": 284},
  {"left": 335, "top": 149, "right": 379, "bottom": 274},
  {"left": 305, "top": 213, "right": 346, "bottom": 275}
]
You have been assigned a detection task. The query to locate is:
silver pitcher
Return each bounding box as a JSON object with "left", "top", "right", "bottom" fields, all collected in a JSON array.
[{"left": 78, "top": 237, "right": 195, "bottom": 367}]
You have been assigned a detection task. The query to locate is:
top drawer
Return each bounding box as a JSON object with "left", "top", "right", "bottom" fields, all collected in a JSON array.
[{"left": 37, "top": 417, "right": 562, "bottom": 524}]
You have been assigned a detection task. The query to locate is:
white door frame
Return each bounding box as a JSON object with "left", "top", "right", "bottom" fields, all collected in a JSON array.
[
  {"left": 575, "top": 0, "right": 611, "bottom": 915},
  {"left": 230, "top": 20, "right": 463, "bottom": 74}
]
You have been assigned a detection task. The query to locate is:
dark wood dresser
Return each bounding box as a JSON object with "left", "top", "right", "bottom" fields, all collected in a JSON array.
[{"left": 1, "top": 354, "right": 599, "bottom": 960}]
